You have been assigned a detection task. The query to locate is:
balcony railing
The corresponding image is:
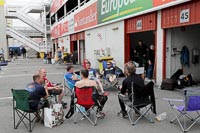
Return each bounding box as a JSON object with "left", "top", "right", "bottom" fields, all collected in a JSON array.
[{"left": 53, "top": 0, "right": 91, "bottom": 26}]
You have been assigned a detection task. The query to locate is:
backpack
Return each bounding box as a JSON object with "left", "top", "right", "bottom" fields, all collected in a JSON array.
[{"left": 65, "top": 95, "right": 75, "bottom": 119}]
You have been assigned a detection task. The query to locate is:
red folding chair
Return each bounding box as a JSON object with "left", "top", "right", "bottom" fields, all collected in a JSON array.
[{"left": 74, "top": 86, "right": 98, "bottom": 126}]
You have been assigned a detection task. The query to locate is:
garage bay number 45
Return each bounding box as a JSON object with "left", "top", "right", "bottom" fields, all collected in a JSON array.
[{"left": 180, "top": 9, "right": 190, "bottom": 23}]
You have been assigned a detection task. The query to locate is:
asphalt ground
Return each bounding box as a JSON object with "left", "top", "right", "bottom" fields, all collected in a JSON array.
[{"left": 0, "top": 58, "right": 199, "bottom": 133}]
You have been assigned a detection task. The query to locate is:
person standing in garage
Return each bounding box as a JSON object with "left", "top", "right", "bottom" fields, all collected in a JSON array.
[
  {"left": 147, "top": 44, "right": 155, "bottom": 80},
  {"left": 134, "top": 40, "right": 148, "bottom": 71}
]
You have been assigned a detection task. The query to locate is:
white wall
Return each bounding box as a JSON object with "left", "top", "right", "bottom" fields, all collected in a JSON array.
[
  {"left": 85, "top": 21, "right": 124, "bottom": 70},
  {"left": 0, "top": 6, "right": 8, "bottom": 59},
  {"left": 58, "top": 35, "right": 70, "bottom": 52},
  {"left": 166, "top": 29, "right": 172, "bottom": 78},
  {"left": 166, "top": 24, "right": 200, "bottom": 80},
  {"left": 156, "top": 11, "right": 164, "bottom": 86}
]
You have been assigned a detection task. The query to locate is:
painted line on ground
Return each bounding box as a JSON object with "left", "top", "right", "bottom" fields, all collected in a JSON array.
[
  {"left": 0, "top": 97, "right": 12, "bottom": 100},
  {"left": 3, "top": 65, "right": 55, "bottom": 70},
  {"left": 0, "top": 72, "right": 63, "bottom": 78}
]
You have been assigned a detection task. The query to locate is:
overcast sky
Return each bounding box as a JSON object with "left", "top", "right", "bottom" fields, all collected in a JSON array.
[
  {"left": 6, "top": 0, "right": 50, "bottom": 27},
  {"left": 6, "top": 0, "right": 48, "bottom": 5}
]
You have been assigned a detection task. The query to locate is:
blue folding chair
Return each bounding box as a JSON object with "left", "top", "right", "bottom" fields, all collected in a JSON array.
[
  {"left": 164, "top": 87, "right": 200, "bottom": 132},
  {"left": 64, "top": 76, "right": 75, "bottom": 95},
  {"left": 100, "top": 61, "right": 121, "bottom": 88}
]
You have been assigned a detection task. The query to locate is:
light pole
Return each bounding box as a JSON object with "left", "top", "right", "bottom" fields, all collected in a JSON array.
[{"left": 43, "top": 0, "right": 48, "bottom": 54}]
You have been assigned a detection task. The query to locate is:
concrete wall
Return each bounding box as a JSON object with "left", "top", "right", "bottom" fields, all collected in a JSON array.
[
  {"left": 166, "top": 24, "right": 200, "bottom": 80},
  {"left": 58, "top": 35, "right": 70, "bottom": 52},
  {"left": 0, "top": 5, "right": 8, "bottom": 59},
  {"left": 156, "top": 11, "right": 164, "bottom": 86},
  {"left": 85, "top": 21, "right": 124, "bottom": 69}
]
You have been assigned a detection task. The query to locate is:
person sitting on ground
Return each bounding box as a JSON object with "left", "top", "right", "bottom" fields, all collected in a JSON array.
[
  {"left": 64, "top": 65, "right": 80, "bottom": 86},
  {"left": 102, "top": 61, "right": 117, "bottom": 86},
  {"left": 85, "top": 61, "right": 104, "bottom": 93},
  {"left": 39, "top": 68, "right": 66, "bottom": 106},
  {"left": 118, "top": 62, "right": 145, "bottom": 117},
  {"left": 75, "top": 68, "right": 108, "bottom": 117}
]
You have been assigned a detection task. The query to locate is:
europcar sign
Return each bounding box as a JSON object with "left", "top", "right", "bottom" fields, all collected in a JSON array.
[{"left": 98, "top": 0, "right": 152, "bottom": 23}]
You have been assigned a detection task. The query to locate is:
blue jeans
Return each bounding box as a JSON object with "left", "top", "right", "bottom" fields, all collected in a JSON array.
[{"left": 147, "top": 64, "right": 154, "bottom": 79}]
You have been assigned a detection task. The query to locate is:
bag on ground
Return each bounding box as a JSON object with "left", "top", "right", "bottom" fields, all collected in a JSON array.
[{"left": 44, "top": 104, "right": 64, "bottom": 128}]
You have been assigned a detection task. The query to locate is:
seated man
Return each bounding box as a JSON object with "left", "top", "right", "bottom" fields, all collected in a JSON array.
[
  {"left": 64, "top": 65, "right": 80, "bottom": 86},
  {"left": 75, "top": 68, "right": 108, "bottom": 117},
  {"left": 103, "top": 62, "right": 117, "bottom": 86},
  {"left": 86, "top": 62, "right": 104, "bottom": 93},
  {"left": 25, "top": 82, "right": 36, "bottom": 93},
  {"left": 39, "top": 68, "right": 66, "bottom": 105},
  {"left": 118, "top": 62, "right": 145, "bottom": 117},
  {"left": 29, "top": 74, "right": 49, "bottom": 111}
]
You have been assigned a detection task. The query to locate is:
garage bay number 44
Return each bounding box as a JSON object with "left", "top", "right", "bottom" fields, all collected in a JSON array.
[{"left": 180, "top": 9, "right": 190, "bottom": 23}]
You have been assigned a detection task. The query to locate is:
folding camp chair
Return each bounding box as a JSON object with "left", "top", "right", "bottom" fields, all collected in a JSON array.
[
  {"left": 118, "top": 81, "right": 156, "bottom": 125},
  {"left": 164, "top": 87, "right": 200, "bottom": 132},
  {"left": 73, "top": 86, "right": 99, "bottom": 126},
  {"left": 100, "top": 61, "right": 121, "bottom": 88},
  {"left": 11, "top": 89, "right": 43, "bottom": 132},
  {"left": 64, "top": 76, "right": 75, "bottom": 95}
]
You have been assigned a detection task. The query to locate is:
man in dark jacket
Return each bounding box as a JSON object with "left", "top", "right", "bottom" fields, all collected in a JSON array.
[
  {"left": 21, "top": 47, "right": 27, "bottom": 59},
  {"left": 134, "top": 40, "right": 148, "bottom": 70},
  {"left": 147, "top": 44, "right": 155, "bottom": 79}
]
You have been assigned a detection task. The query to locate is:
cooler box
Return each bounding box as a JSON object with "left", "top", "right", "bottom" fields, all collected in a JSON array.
[{"left": 97, "top": 56, "right": 113, "bottom": 71}]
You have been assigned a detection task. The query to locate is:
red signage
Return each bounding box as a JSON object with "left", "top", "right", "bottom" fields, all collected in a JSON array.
[
  {"left": 74, "top": 2, "right": 98, "bottom": 31},
  {"left": 153, "top": 0, "right": 176, "bottom": 7},
  {"left": 70, "top": 34, "right": 78, "bottom": 41},
  {"left": 62, "top": 20, "right": 68, "bottom": 33},
  {"left": 162, "top": 0, "right": 200, "bottom": 28},
  {"left": 125, "top": 12, "right": 156, "bottom": 33},
  {"left": 50, "top": 0, "right": 64, "bottom": 14},
  {"left": 77, "top": 32, "right": 85, "bottom": 40},
  {"left": 51, "top": 23, "right": 62, "bottom": 38}
]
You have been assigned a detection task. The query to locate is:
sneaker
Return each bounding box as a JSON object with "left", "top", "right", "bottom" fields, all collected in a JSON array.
[
  {"left": 96, "top": 113, "right": 102, "bottom": 118},
  {"left": 119, "top": 110, "right": 128, "bottom": 118},
  {"left": 96, "top": 112, "right": 105, "bottom": 118},
  {"left": 122, "top": 113, "right": 128, "bottom": 118},
  {"left": 135, "top": 112, "right": 140, "bottom": 117},
  {"left": 61, "top": 101, "right": 67, "bottom": 109},
  {"left": 36, "top": 115, "right": 41, "bottom": 122},
  {"left": 112, "top": 81, "right": 118, "bottom": 87},
  {"left": 40, "top": 119, "right": 44, "bottom": 124},
  {"left": 116, "top": 85, "right": 121, "bottom": 90}
]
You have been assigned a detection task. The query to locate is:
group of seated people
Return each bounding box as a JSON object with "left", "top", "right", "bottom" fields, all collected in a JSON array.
[
  {"left": 25, "top": 59, "right": 151, "bottom": 122},
  {"left": 64, "top": 62, "right": 108, "bottom": 117},
  {"left": 65, "top": 61, "right": 105, "bottom": 93}
]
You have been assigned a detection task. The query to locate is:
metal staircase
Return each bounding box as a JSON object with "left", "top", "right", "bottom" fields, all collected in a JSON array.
[
  {"left": 5, "top": 1, "right": 51, "bottom": 53},
  {"left": 19, "top": 3, "right": 44, "bottom": 14},
  {"left": 6, "top": 11, "right": 44, "bottom": 33},
  {"left": 6, "top": 27, "right": 40, "bottom": 52}
]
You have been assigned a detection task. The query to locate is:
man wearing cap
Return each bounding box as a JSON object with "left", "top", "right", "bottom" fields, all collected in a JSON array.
[{"left": 103, "top": 62, "right": 117, "bottom": 86}]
